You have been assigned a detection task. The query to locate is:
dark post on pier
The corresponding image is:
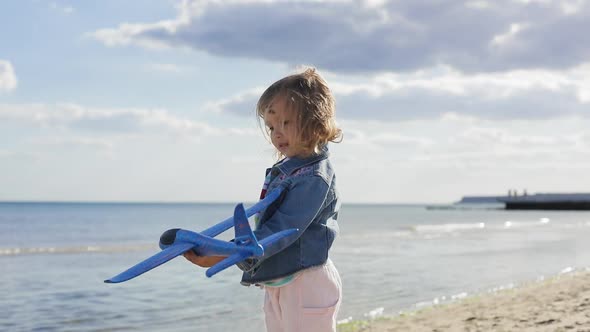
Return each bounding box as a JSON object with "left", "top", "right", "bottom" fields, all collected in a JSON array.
[
  {"left": 458, "top": 193, "right": 590, "bottom": 210},
  {"left": 499, "top": 193, "right": 590, "bottom": 210}
]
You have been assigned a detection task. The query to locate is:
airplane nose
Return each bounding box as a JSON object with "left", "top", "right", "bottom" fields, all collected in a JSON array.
[{"left": 160, "top": 228, "right": 180, "bottom": 246}]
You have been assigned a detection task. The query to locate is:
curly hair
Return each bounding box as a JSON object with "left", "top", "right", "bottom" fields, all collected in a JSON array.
[{"left": 257, "top": 67, "right": 342, "bottom": 157}]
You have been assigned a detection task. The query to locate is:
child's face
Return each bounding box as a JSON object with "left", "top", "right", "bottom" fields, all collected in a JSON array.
[{"left": 264, "top": 97, "right": 306, "bottom": 158}]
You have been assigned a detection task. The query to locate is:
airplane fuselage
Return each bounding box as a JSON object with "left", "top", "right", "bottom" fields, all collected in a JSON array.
[{"left": 160, "top": 228, "right": 262, "bottom": 257}]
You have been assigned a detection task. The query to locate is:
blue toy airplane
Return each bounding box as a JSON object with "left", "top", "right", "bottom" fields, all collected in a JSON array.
[{"left": 105, "top": 188, "right": 298, "bottom": 283}]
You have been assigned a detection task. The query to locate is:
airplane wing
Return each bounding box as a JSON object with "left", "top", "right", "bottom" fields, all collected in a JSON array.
[
  {"left": 105, "top": 188, "right": 285, "bottom": 283},
  {"left": 258, "top": 228, "right": 299, "bottom": 258},
  {"left": 205, "top": 252, "right": 251, "bottom": 277},
  {"left": 104, "top": 242, "right": 194, "bottom": 283},
  {"left": 201, "top": 187, "right": 284, "bottom": 238}
]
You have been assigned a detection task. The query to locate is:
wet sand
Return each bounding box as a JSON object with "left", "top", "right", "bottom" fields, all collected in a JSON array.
[{"left": 341, "top": 271, "right": 590, "bottom": 332}]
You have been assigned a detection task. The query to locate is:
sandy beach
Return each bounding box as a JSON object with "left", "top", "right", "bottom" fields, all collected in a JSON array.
[{"left": 340, "top": 271, "right": 590, "bottom": 332}]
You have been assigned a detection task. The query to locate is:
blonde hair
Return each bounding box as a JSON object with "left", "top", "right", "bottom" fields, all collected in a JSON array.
[{"left": 257, "top": 67, "right": 342, "bottom": 157}]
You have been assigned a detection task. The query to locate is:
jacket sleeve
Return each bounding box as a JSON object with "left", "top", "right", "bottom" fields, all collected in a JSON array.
[{"left": 237, "top": 175, "right": 330, "bottom": 272}]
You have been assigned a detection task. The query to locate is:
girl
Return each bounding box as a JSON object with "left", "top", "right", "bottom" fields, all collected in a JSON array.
[{"left": 185, "top": 67, "right": 342, "bottom": 332}]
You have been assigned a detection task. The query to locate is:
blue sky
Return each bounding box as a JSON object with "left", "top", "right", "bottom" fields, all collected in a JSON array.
[{"left": 1, "top": 0, "right": 590, "bottom": 203}]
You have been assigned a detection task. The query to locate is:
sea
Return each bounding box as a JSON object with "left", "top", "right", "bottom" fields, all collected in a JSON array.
[{"left": 2, "top": 201, "right": 590, "bottom": 331}]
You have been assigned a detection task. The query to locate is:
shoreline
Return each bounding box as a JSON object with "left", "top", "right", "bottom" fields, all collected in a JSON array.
[{"left": 338, "top": 269, "right": 590, "bottom": 331}]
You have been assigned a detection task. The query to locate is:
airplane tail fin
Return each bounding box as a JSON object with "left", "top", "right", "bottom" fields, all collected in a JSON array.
[{"left": 233, "top": 203, "right": 263, "bottom": 257}]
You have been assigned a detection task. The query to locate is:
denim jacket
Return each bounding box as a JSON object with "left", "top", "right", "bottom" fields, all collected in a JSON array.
[{"left": 240, "top": 145, "right": 340, "bottom": 285}]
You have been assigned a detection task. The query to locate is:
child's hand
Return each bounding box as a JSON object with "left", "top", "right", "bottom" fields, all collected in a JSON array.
[{"left": 183, "top": 251, "right": 227, "bottom": 267}]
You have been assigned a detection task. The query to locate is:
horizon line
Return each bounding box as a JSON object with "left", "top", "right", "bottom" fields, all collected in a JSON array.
[{"left": 0, "top": 199, "right": 448, "bottom": 206}]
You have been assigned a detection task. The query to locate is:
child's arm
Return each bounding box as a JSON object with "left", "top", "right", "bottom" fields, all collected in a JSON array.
[
  {"left": 183, "top": 251, "right": 227, "bottom": 267},
  {"left": 255, "top": 176, "right": 331, "bottom": 241},
  {"left": 237, "top": 175, "right": 333, "bottom": 272}
]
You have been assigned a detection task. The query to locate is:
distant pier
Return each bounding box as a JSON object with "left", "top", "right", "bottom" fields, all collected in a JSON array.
[
  {"left": 458, "top": 193, "right": 590, "bottom": 210},
  {"left": 498, "top": 193, "right": 590, "bottom": 210}
]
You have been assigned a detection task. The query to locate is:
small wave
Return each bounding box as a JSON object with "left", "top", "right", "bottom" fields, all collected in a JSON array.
[
  {"left": 413, "top": 267, "right": 586, "bottom": 310},
  {"left": 559, "top": 266, "right": 574, "bottom": 275},
  {"left": 339, "top": 230, "right": 414, "bottom": 240},
  {"left": 413, "top": 218, "right": 583, "bottom": 234},
  {"left": 451, "top": 292, "right": 468, "bottom": 300},
  {"left": 414, "top": 223, "right": 486, "bottom": 233},
  {"left": 337, "top": 316, "right": 354, "bottom": 325},
  {"left": 0, "top": 244, "right": 157, "bottom": 256},
  {"left": 486, "top": 283, "right": 515, "bottom": 294},
  {"left": 426, "top": 205, "right": 503, "bottom": 211},
  {"left": 414, "top": 291, "right": 470, "bottom": 309},
  {"left": 502, "top": 219, "right": 552, "bottom": 229},
  {"left": 363, "top": 307, "right": 384, "bottom": 320}
]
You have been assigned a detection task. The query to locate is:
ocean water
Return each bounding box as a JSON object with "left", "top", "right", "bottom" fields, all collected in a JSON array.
[{"left": 2, "top": 201, "right": 590, "bottom": 331}]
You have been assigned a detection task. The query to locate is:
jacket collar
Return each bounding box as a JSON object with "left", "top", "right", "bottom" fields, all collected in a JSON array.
[{"left": 274, "top": 145, "right": 329, "bottom": 175}]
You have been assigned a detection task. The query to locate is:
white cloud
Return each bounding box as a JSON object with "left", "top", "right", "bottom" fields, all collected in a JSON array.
[
  {"left": 512, "top": 0, "right": 586, "bottom": 14},
  {"left": 490, "top": 23, "right": 529, "bottom": 47},
  {"left": 343, "top": 127, "right": 433, "bottom": 150},
  {"left": 31, "top": 136, "right": 113, "bottom": 149},
  {"left": 91, "top": 23, "right": 177, "bottom": 50},
  {"left": 465, "top": 0, "right": 493, "bottom": 9},
  {"left": 203, "top": 88, "right": 264, "bottom": 116},
  {"left": 207, "top": 64, "right": 590, "bottom": 120},
  {"left": 561, "top": 0, "right": 587, "bottom": 15},
  {"left": 342, "top": 115, "right": 590, "bottom": 162},
  {"left": 0, "top": 60, "right": 17, "bottom": 92},
  {"left": 329, "top": 115, "right": 590, "bottom": 202},
  {"left": 0, "top": 103, "right": 257, "bottom": 137},
  {"left": 364, "top": 118, "right": 585, "bottom": 162},
  {"left": 90, "top": 0, "right": 590, "bottom": 73},
  {"left": 50, "top": 2, "right": 75, "bottom": 15},
  {"left": 0, "top": 149, "right": 38, "bottom": 162},
  {"left": 148, "top": 63, "right": 195, "bottom": 74}
]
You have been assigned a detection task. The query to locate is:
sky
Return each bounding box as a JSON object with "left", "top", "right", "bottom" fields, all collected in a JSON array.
[{"left": 1, "top": 0, "right": 590, "bottom": 203}]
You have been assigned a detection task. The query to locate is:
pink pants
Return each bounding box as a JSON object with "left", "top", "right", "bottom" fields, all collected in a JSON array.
[{"left": 263, "top": 260, "right": 342, "bottom": 332}]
